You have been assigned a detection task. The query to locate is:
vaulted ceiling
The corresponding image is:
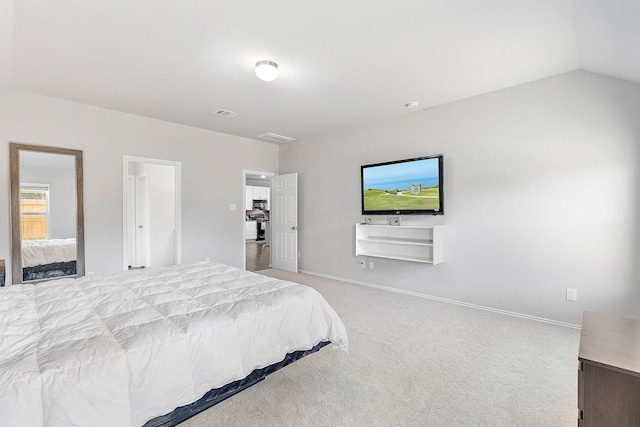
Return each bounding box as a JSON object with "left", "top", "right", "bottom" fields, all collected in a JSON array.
[{"left": 0, "top": 0, "right": 638, "bottom": 143}]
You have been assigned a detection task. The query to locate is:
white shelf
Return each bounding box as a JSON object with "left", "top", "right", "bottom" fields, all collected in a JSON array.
[
  {"left": 355, "top": 223, "right": 444, "bottom": 264},
  {"left": 358, "top": 251, "right": 434, "bottom": 264},
  {"left": 357, "top": 237, "right": 433, "bottom": 246}
]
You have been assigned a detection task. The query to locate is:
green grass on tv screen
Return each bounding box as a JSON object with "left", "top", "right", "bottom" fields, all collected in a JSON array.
[{"left": 363, "top": 187, "right": 440, "bottom": 211}]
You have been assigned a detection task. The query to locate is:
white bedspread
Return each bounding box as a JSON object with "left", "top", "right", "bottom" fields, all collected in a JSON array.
[
  {"left": 0, "top": 262, "right": 348, "bottom": 427},
  {"left": 21, "top": 238, "right": 76, "bottom": 267}
]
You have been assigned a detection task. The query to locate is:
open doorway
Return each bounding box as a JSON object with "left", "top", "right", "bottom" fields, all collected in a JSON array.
[
  {"left": 123, "top": 156, "right": 182, "bottom": 270},
  {"left": 244, "top": 170, "right": 274, "bottom": 271}
]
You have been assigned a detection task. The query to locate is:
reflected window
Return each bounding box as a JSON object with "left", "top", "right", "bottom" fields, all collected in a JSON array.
[{"left": 20, "top": 184, "right": 50, "bottom": 241}]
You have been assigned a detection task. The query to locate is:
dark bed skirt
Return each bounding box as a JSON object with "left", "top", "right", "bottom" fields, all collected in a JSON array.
[
  {"left": 23, "top": 261, "right": 77, "bottom": 282},
  {"left": 143, "top": 341, "right": 331, "bottom": 427}
]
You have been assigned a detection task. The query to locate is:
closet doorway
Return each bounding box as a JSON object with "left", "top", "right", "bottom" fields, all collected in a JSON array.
[
  {"left": 244, "top": 170, "right": 274, "bottom": 271},
  {"left": 123, "top": 156, "right": 182, "bottom": 270}
]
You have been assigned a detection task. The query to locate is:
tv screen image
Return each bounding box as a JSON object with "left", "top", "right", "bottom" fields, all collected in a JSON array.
[{"left": 361, "top": 155, "right": 443, "bottom": 215}]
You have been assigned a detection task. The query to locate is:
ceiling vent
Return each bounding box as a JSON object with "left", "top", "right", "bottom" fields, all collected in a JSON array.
[
  {"left": 214, "top": 109, "right": 239, "bottom": 118},
  {"left": 258, "top": 132, "right": 296, "bottom": 144}
]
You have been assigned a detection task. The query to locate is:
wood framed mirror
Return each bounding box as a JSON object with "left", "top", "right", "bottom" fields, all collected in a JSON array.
[{"left": 9, "top": 143, "right": 85, "bottom": 284}]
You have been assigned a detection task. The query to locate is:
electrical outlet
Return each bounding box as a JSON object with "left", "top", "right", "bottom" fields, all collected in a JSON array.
[
  {"left": 360, "top": 259, "right": 366, "bottom": 269},
  {"left": 369, "top": 261, "right": 374, "bottom": 269},
  {"left": 566, "top": 288, "right": 577, "bottom": 302}
]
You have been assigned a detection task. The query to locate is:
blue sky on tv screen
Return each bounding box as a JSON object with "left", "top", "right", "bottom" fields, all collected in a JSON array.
[{"left": 363, "top": 158, "right": 439, "bottom": 190}]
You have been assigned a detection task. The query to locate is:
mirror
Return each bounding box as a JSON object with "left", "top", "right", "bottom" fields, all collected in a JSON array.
[{"left": 10, "top": 143, "right": 85, "bottom": 284}]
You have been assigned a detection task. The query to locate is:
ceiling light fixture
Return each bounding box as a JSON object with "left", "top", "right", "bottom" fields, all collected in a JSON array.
[{"left": 255, "top": 60, "right": 279, "bottom": 81}]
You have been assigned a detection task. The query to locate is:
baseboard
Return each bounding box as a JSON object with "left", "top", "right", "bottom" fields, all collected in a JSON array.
[{"left": 299, "top": 269, "right": 581, "bottom": 330}]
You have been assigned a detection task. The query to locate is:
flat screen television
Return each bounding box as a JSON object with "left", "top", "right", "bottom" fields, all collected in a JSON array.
[{"left": 361, "top": 154, "right": 444, "bottom": 215}]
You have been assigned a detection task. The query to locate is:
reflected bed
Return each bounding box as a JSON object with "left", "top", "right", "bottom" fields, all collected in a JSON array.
[{"left": 21, "top": 238, "right": 77, "bottom": 281}]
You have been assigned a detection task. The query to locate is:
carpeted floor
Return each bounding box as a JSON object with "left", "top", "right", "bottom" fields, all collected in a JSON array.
[{"left": 180, "top": 269, "right": 580, "bottom": 427}]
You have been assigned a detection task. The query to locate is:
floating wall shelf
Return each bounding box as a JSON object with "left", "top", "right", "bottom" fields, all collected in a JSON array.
[{"left": 355, "top": 224, "right": 444, "bottom": 264}]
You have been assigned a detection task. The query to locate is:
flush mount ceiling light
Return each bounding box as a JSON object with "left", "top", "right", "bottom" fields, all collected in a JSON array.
[{"left": 255, "top": 60, "right": 279, "bottom": 81}]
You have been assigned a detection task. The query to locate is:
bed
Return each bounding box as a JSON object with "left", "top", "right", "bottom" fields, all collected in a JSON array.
[
  {"left": 0, "top": 262, "right": 348, "bottom": 427},
  {"left": 21, "top": 238, "right": 77, "bottom": 281}
]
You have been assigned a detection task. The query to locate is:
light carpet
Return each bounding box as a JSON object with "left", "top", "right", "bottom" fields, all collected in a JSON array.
[{"left": 180, "top": 269, "right": 579, "bottom": 427}]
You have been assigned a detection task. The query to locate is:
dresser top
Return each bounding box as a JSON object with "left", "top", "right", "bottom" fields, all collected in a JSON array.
[{"left": 579, "top": 311, "right": 640, "bottom": 375}]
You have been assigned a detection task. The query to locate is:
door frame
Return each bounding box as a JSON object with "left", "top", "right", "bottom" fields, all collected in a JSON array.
[
  {"left": 243, "top": 169, "right": 275, "bottom": 270},
  {"left": 122, "top": 156, "right": 182, "bottom": 270}
]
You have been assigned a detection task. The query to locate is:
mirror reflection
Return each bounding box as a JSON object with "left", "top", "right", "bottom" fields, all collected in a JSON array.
[
  {"left": 10, "top": 143, "right": 85, "bottom": 284},
  {"left": 20, "top": 151, "right": 77, "bottom": 280}
]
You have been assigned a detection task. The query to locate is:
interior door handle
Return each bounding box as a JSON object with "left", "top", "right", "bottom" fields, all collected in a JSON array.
[{"left": 291, "top": 226, "right": 298, "bottom": 231}]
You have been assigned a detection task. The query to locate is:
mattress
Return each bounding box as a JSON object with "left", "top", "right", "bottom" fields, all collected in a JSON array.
[
  {"left": 0, "top": 262, "right": 348, "bottom": 427},
  {"left": 21, "top": 238, "right": 76, "bottom": 268}
]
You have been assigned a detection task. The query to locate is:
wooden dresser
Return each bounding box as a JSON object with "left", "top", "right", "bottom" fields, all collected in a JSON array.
[{"left": 578, "top": 311, "right": 640, "bottom": 426}]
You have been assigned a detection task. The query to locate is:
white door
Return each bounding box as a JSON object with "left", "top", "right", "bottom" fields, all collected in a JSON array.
[
  {"left": 271, "top": 173, "right": 298, "bottom": 272},
  {"left": 127, "top": 176, "right": 136, "bottom": 267},
  {"left": 134, "top": 174, "right": 150, "bottom": 267}
]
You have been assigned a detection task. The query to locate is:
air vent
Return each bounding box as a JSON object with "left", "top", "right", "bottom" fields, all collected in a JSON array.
[
  {"left": 258, "top": 132, "right": 296, "bottom": 144},
  {"left": 214, "top": 109, "right": 239, "bottom": 118}
]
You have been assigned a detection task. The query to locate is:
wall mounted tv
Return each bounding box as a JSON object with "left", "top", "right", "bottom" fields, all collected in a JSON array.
[{"left": 361, "top": 155, "right": 444, "bottom": 215}]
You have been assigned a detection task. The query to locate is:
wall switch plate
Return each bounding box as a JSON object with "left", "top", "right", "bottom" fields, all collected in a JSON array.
[
  {"left": 229, "top": 204, "right": 237, "bottom": 211},
  {"left": 369, "top": 261, "right": 374, "bottom": 269},
  {"left": 566, "top": 288, "right": 577, "bottom": 302},
  {"left": 205, "top": 257, "right": 211, "bottom": 262}
]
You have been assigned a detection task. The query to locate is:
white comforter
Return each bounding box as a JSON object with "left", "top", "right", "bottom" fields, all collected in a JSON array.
[
  {"left": 21, "top": 238, "right": 76, "bottom": 268},
  {"left": 0, "top": 262, "right": 348, "bottom": 427}
]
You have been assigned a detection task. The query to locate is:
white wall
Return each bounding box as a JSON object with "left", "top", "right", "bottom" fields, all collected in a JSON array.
[
  {"left": 0, "top": 0, "right": 12, "bottom": 91},
  {"left": 0, "top": 90, "right": 279, "bottom": 283},
  {"left": 147, "top": 163, "right": 176, "bottom": 267},
  {"left": 246, "top": 179, "right": 269, "bottom": 187},
  {"left": 279, "top": 70, "right": 640, "bottom": 325}
]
